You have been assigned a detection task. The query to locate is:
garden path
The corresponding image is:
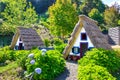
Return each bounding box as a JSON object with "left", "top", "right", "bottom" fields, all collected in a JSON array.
[{"left": 55, "top": 60, "right": 78, "bottom": 80}]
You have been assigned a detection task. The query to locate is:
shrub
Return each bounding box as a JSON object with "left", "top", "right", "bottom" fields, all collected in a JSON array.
[
  {"left": 26, "top": 50, "right": 65, "bottom": 80},
  {"left": 15, "top": 50, "right": 30, "bottom": 69},
  {"left": 0, "top": 51, "right": 7, "bottom": 63},
  {"left": 78, "top": 48, "right": 120, "bottom": 72},
  {"left": 0, "top": 46, "right": 10, "bottom": 51},
  {"left": 53, "top": 38, "right": 64, "bottom": 46},
  {"left": 54, "top": 43, "right": 66, "bottom": 53},
  {"left": 6, "top": 50, "right": 16, "bottom": 61},
  {"left": 78, "top": 64, "right": 116, "bottom": 80},
  {"left": 44, "top": 39, "right": 50, "bottom": 47}
]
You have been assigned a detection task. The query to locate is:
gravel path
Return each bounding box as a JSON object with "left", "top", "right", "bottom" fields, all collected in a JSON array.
[{"left": 55, "top": 60, "right": 78, "bottom": 80}]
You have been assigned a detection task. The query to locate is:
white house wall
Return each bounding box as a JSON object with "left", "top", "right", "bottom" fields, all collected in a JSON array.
[
  {"left": 70, "top": 27, "right": 94, "bottom": 56},
  {"left": 14, "top": 36, "right": 24, "bottom": 50}
]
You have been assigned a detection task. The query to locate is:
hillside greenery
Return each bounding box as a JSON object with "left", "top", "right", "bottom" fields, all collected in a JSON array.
[{"left": 0, "top": 0, "right": 119, "bottom": 44}]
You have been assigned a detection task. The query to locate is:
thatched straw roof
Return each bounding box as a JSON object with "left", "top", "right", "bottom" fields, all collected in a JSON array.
[
  {"left": 63, "top": 15, "right": 112, "bottom": 59},
  {"left": 38, "top": 25, "right": 54, "bottom": 41},
  {"left": 10, "top": 27, "right": 44, "bottom": 50}
]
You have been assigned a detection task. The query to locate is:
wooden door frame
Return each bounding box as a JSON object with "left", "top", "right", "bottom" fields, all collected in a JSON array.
[
  {"left": 19, "top": 43, "right": 23, "bottom": 50},
  {"left": 80, "top": 42, "right": 88, "bottom": 58}
]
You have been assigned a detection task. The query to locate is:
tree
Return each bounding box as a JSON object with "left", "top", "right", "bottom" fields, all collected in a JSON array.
[
  {"left": 79, "top": 0, "right": 105, "bottom": 15},
  {"left": 1, "top": 0, "right": 38, "bottom": 28},
  {"left": 0, "top": 1, "right": 6, "bottom": 18},
  {"left": 28, "top": 0, "right": 55, "bottom": 14},
  {"left": 88, "top": 8, "right": 104, "bottom": 24},
  {"left": 48, "top": 0, "right": 78, "bottom": 38},
  {"left": 104, "top": 3, "right": 120, "bottom": 27}
]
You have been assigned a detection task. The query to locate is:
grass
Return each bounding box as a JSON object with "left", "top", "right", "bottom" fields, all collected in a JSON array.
[
  {"left": 0, "top": 61, "right": 23, "bottom": 80},
  {"left": 0, "top": 61, "right": 18, "bottom": 73}
]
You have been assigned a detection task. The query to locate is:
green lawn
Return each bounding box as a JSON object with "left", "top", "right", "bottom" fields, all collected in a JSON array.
[
  {"left": 0, "top": 61, "right": 18, "bottom": 73},
  {"left": 0, "top": 61, "right": 23, "bottom": 80}
]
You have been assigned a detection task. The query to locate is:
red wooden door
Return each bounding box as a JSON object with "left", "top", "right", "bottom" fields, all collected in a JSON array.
[{"left": 80, "top": 42, "right": 88, "bottom": 58}]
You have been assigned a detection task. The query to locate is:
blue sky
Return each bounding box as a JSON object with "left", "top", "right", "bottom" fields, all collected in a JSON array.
[{"left": 102, "top": 0, "right": 120, "bottom": 6}]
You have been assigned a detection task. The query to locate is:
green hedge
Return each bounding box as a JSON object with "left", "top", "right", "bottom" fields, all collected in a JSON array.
[
  {"left": 78, "top": 64, "right": 116, "bottom": 80},
  {"left": 78, "top": 48, "right": 120, "bottom": 80},
  {"left": 78, "top": 48, "right": 120, "bottom": 72}
]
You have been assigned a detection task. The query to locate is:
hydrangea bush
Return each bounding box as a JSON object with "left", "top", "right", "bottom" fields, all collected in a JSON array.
[{"left": 26, "top": 50, "right": 65, "bottom": 80}]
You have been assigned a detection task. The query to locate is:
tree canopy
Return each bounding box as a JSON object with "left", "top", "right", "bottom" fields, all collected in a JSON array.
[
  {"left": 104, "top": 3, "right": 120, "bottom": 27},
  {"left": 88, "top": 8, "right": 104, "bottom": 25},
  {"left": 2, "top": 0, "right": 38, "bottom": 28},
  {"left": 48, "top": 0, "right": 78, "bottom": 38},
  {"left": 79, "top": 0, "right": 105, "bottom": 15},
  {"left": 28, "top": 0, "right": 55, "bottom": 14}
]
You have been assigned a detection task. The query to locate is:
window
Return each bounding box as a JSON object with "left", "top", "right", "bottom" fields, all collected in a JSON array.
[
  {"left": 15, "top": 46, "right": 18, "bottom": 50},
  {"left": 81, "top": 33, "right": 87, "bottom": 40},
  {"left": 72, "top": 47, "right": 80, "bottom": 54}
]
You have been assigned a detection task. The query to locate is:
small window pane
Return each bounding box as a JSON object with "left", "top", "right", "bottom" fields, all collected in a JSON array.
[
  {"left": 72, "top": 47, "right": 79, "bottom": 54},
  {"left": 81, "top": 33, "right": 87, "bottom": 40}
]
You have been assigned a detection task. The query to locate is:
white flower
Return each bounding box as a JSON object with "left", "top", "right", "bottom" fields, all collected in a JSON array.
[
  {"left": 28, "top": 53, "right": 34, "bottom": 58},
  {"left": 24, "top": 71, "right": 27, "bottom": 75},
  {"left": 41, "top": 49, "right": 47, "bottom": 55},
  {"left": 35, "top": 68, "right": 42, "bottom": 74},
  {"left": 30, "top": 60, "right": 35, "bottom": 64}
]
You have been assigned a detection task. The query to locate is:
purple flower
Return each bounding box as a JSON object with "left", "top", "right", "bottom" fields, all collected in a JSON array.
[
  {"left": 30, "top": 60, "right": 35, "bottom": 64},
  {"left": 28, "top": 53, "right": 34, "bottom": 58},
  {"left": 35, "top": 68, "right": 42, "bottom": 74}
]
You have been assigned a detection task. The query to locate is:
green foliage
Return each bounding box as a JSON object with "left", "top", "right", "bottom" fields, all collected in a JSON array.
[
  {"left": 48, "top": 0, "right": 78, "bottom": 37},
  {"left": 1, "top": 0, "right": 38, "bottom": 31},
  {"left": 88, "top": 8, "right": 104, "bottom": 24},
  {"left": 104, "top": 4, "right": 120, "bottom": 27},
  {"left": 78, "top": 64, "right": 116, "bottom": 80},
  {"left": 28, "top": 0, "right": 55, "bottom": 14},
  {"left": 0, "top": 1, "right": 5, "bottom": 18},
  {"left": 54, "top": 43, "right": 66, "bottom": 54},
  {"left": 26, "top": 50, "right": 65, "bottom": 80},
  {"left": 6, "top": 50, "right": 16, "bottom": 61},
  {"left": 118, "top": 20, "right": 120, "bottom": 25},
  {"left": 0, "top": 51, "right": 7, "bottom": 63},
  {"left": 15, "top": 50, "right": 30, "bottom": 69},
  {"left": 53, "top": 38, "right": 66, "bottom": 53},
  {"left": 79, "top": 0, "right": 105, "bottom": 15},
  {"left": 53, "top": 38, "right": 64, "bottom": 46},
  {"left": 44, "top": 39, "right": 50, "bottom": 47},
  {"left": 78, "top": 48, "right": 120, "bottom": 72},
  {"left": 0, "top": 22, "right": 15, "bottom": 35},
  {"left": 0, "top": 46, "right": 10, "bottom": 51},
  {"left": 0, "top": 61, "right": 18, "bottom": 73}
]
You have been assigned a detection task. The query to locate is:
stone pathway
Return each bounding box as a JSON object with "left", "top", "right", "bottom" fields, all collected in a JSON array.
[{"left": 55, "top": 60, "right": 78, "bottom": 80}]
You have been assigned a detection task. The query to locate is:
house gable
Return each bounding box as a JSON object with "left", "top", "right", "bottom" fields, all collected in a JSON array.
[
  {"left": 10, "top": 27, "right": 44, "bottom": 50},
  {"left": 69, "top": 27, "right": 94, "bottom": 56},
  {"left": 63, "top": 15, "right": 112, "bottom": 59}
]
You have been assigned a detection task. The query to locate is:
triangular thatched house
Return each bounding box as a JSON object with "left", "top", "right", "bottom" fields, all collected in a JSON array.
[
  {"left": 10, "top": 27, "right": 44, "bottom": 50},
  {"left": 63, "top": 15, "right": 112, "bottom": 60}
]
